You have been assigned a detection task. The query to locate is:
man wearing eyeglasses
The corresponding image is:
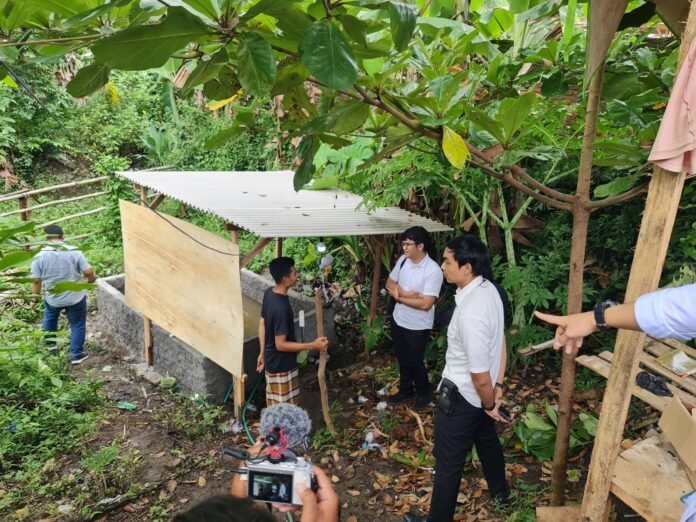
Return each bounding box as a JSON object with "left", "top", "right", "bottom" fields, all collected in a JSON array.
[{"left": 386, "top": 226, "right": 443, "bottom": 410}]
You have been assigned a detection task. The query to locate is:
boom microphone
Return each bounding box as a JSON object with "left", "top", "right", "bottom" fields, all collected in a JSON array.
[{"left": 260, "top": 403, "right": 312, "bottom": 449}]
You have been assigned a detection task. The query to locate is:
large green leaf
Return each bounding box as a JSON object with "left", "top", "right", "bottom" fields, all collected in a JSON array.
[
  {"left": 294, "top": 136, "right": 318, "bottom": 191},
  {"left": 339, "top": 14, "right": 367, "bottom": 48},
  {"left": 184, "top": 47, "right": 227, "bottom": 90},
  {"left": 499, "top": 91, "right": 536, "bottom": 144},
  {"left": 66, "top": 63, "right": 111, "bottom": 97},
  {"left": 300, "top": 20, "right": 358, "bottom": 90},
  {"left": 388, "top": 2, "right": 417, "bottom": 51},
  {"left": 91, "top": 7, "right": 212, "bottom": 71},
  {"left": 204, "top": 122, "right": 245, "bottom": 149},
  {"left": 48, "top": 281, "right": 97, "bottom": 294},
  {"left": 593, "top": 175, "right": 641, "bottom": 199},
  {"left": 181, "top": 0, "right": 220, "bottom": 20},
  {"left": 467, "top": 108, "right": 505, "bottom": 143},
  {"left": 237, "top": 32, "right": 277, "bottom": 96},
  {"left": 303, "top": 100, "right": 370, "bottom": 136},
  {"left": 0, "top": 251, "right": 35, "bottom": 272}
]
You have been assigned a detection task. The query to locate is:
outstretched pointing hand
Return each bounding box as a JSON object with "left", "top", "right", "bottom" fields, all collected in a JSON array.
[{"left": 534, "top": 310, "right": 598, "bottom": 355}]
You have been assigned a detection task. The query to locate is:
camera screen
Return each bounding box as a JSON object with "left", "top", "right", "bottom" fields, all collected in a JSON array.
[{"left": 248, "top": 470, "right": 294, "bottom": 504}]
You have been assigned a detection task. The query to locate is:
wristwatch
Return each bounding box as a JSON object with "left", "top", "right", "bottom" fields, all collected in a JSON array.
[
  {"left": 483, "top": 401, "right": 496, "bottom": 411},
  {"left": 593, "top": 300, "right": 618, "bottom": 331},
  {"left": 495, "top": 382, "right": 504, "bottom": 390}
]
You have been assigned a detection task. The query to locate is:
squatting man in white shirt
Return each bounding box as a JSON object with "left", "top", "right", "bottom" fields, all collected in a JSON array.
[{"left": 405, "top": 235, "right": 510, "bottom": 522}]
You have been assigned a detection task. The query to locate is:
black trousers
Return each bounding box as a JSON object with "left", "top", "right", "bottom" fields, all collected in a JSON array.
[
  {"left": 427, "top": 392, "right": 508, "bottom": 521},
  {"left": 391, "top": 321, "right": 431, "bottom": 396}
]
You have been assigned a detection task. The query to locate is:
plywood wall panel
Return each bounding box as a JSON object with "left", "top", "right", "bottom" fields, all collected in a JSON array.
[{"left": 120, "top": 200, "right": 243, "bottom": 377}]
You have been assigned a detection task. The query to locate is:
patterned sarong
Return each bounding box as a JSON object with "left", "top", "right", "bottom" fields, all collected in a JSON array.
[{"left": 265, "top": 367, "right": 300, "bottom": 406}]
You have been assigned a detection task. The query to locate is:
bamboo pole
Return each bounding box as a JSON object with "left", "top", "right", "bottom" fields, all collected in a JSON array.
[
  {"left": 0, "top": 191, "right": 108, "bottom": 217},
  {"left": 18, "top": 196, "right": 30, "bottom": 221},
  {"left": 37, "top": 206, "right": 107, "bottom": 227},
  {"left": 550, "top": 63, "right": 606, "bottom": 506},
  {"left": 579, "top": 3, "right": 696, "bottom": 514},
  {"left": 315, "top": 291, "right": 337, "bottom": 436},
  {"left": 0, "top": 176, "right": 107, "bottom": 203}
]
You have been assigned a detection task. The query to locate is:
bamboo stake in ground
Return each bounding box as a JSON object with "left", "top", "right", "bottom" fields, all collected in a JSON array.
[{"left": 315, "top": 290, "right": 337, "bottom": 436}]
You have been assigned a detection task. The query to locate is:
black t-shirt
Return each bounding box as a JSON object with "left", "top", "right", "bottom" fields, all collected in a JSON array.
[{"left": 261, "top": 287, "right": 297, "bottom": 373}]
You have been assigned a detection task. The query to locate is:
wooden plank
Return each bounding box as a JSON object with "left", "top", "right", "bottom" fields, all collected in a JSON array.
[
  {"left": 149, "top": 194, "right": 166, "bottom": 210},
  {"left": 144, "top": 317, "right": 153, "bottom": 366},
  {"left": 121, "top": 200, "right": 244, "bottom": 377},
  {"left": 536, "top": 506, "right": 580, "bottom": 522},
  {"left": 0, "top": 176, "right": 107, "bottom": 203},
  {"left": 240, "top": 237, "right": 273, "bottom": 268},
  {"left": 275, "top": 237, "right": 283, "bottom": 258},
  {"left": 18, "top": 196, "right": 30, "bottom": 221},
  {"left": 597, "top": 352, "right": 696, "bottom": 411},
  {"left": 647, "top": 336, "right": 696, "bottom": 361},
  {"left": 0, "top": 191, "right": 108, "bottom": 217},
  {"left": 38, "top": 206, "right": 107, "bottom": 227},
  {"left": 576, "top": 355, "right": 671, "bottom": 411},
  {"left": 611, "top": 435, "right": 692, "bottom": 522}
]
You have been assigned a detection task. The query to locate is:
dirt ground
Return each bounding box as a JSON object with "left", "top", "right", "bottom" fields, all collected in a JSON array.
[{"left": 43, "top": 309, "right": 644, "bottom": 522}]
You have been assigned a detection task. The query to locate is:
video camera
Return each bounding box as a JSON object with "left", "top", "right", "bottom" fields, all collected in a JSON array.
[{"left": 224, "top": 404, "right": 318, "bottom": 506}]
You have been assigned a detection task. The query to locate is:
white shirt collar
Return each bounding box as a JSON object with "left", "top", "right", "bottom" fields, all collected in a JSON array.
[{"left": 454, "top": 276, "right": 483, "bottom": 306}]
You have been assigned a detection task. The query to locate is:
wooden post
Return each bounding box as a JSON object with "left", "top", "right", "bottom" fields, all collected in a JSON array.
[
  {"left": 551, "top": 63, "right": 605, "bottom": 506},
  {"left": 275, "top": 237, "right": 283, "bottom": 258},
  {"left": 226, "top": 222, "right": 246, "bottom": 419},
  {"left": 18, "top": 196, "right": 30, "bottom": 221},
  {"left": 367, "top": 236, "right": 384, "bottom": 328},
  {"left": 315, "top": 291, "right": 337, "bottom": 435},
  {"left": 136, "top": 185, "right": 154, "bottom": 366},
  {"left": 580, "top": 3, "right": 696, "bottom": 516}
]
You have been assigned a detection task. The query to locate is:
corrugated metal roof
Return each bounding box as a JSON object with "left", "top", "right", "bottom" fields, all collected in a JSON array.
[{"left": 118, "top": 171, "right": 452, "bottom": 238}]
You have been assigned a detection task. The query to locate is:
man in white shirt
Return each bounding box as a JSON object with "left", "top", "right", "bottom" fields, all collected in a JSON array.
[
  {"left": 535, "top": 283, "right": 696, "bottom": 353},
  {"left": 407, "top": 235, "right": 508, "bottom": 522},
  {"left": 386, "top": 226, "right": 444, "bottom": 410}
]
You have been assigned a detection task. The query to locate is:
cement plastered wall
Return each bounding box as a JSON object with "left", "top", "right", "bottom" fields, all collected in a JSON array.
[{"left": 96, "top": 271, "right": 336, "bottom": 403}]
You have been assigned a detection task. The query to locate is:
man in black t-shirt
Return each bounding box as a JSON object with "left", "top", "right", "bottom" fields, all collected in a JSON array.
[{"left": 257, "top": 257, "right": 329, "bottom": 406}]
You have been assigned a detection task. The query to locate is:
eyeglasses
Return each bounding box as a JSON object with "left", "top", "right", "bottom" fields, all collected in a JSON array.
[{"left": 401, "top": 241, "right": 416, "bottom": 248}]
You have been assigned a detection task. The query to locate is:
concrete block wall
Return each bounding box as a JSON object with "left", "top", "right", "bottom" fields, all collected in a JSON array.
[{"left": 96, "top": 271, "right": 336, "bottom": 403}]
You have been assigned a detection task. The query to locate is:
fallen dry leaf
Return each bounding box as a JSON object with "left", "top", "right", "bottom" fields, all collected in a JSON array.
[
  {"left": 198, "top": 475, "right": 207, "bottom": 487},
  {"left": 179, "top": 498, "right": 189, "bottom": 504},
  {"left": 123, "top": 504, "right": 136, "bottom": 513},
  {"left": 347, "top": 490, "right": 360, "bottom": 496},
  {"left": 166, "top": 480, "right": 177, "bottom": 493},
  {"left": 331, "top": 475, "right": 340, "bottom": 483}
]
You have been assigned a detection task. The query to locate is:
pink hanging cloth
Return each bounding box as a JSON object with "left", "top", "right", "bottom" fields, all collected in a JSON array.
[{"left": 649, "top": 39, "right": 696, "bottom": 174}]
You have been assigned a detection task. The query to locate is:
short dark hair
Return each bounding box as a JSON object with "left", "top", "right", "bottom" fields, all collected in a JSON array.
[
  {"left": 44, "top": 225, "right": 64, "bottom": 238},
  {"left": 269, "top": 257, "right": 295, "bottom": 284},
  {"left": 446, "top": 235, "right": 491, "bottom": 277},
  {"left": 402, "top": 226, "right": 431, "bottom": 251},
  {"left": 171, "top": 495, "right": 275, "bottom": 522}
]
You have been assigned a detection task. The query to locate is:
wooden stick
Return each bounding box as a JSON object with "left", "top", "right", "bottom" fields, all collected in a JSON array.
[
  {"left": 0, "top": 191, "right": 108, "bottom": 217},
  {"left": 406, "top": 407, "right": 432, "bottom": 446},
  {"left": 315, "top": 291, "right": 337, "bottom": 436},
  {"left": 149, "top": 193, "right": 166, "bottom": 210},
  {"left": 275, "top": 237, "right": 283, "bottom": 258},
  {"left": 18, "top": 196, "right": 30, "bottom": 221},
  {"left": 367, "top": 236, "right": 383, "bottom": 329},
  {"left": 240, "top": 237, "right": 273, "bottom": 268},
  {"left": 0, "top": 176, "right": 107, "bottom": 203},
  {"left": 228, "top": 225, "right": 245, "bottom": 420},
  {"left": 37, "top": 206, "right": 106, "bottom": 227},
  {"left": 518, "top": 339, "right": 555, "bottom": 356},
  {"left": 134, "top": 184, "right": 155, "bottom": 367},
  {"left": 65, "top": 232, "right": 99, "bottom": 242}
]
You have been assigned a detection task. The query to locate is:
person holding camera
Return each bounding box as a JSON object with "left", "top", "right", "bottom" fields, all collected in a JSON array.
[
  {"left": 256, "top": 257, "right": 329, "bottom": 406},
  {"left": 386, "top": 226, "right": 444, "bottom": 410},
  {"left": 407, "top": 235, "right": 509, "bottom": 522}
]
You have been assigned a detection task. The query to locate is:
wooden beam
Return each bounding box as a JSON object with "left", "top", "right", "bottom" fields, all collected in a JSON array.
[
  {"left": 0, "top": 176, "right": 107, "bottom": 203},
  {"left": 0, "top": 191, "right": 108, "bottom": 217},
  {"left": 580, "top": 169, "right": 688, "bottom": 521},
  {"left": 580, "top": 1, "right": 696, "bottom": 515},
  {"left": 18, "top": 196, "right": 30, "bottom": 222},
  {"left": 38, "top": 206, "right": 107, "bottom": 227},
  {"left": 240, "top": 237, "right": 273, "bottom": 268},
  {"left": 275, "top": 237, "right": 283, "bottom": 258},
  {"left": 135, "top": 184, "right": 155, "bottom": 367},
  {"left": 315, "top": 291, "right": 337, "bottom": 435},
  {"left": 228, "top": 226, "right": 245, "bottom": 419},
  {"left": 225, "top": 223, "right": 240, "bottom": 244},
  {"left": 149, "top": 193, "right": 166, "bottom": 210},
  {"left": 367, "top": 236, "right": 384, "bottom": 331}
]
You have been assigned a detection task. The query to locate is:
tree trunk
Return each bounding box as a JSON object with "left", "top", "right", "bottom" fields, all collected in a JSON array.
[{"left": 550, "top": 63, "right": 605, "bottom": 506}]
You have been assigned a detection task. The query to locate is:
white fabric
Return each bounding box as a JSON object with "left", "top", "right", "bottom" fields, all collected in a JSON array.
[
  {"left": 681, "top": 491, "right": 696, "bottom": 522},
  {"left": 441, "top": 277, "right": 504, "bottom": 408},
  {"left": 634, "top": 284, "right": 696, "bottom": 341},
  {"left": 389, "top": 254, "right": 443, "bottom": 331}
]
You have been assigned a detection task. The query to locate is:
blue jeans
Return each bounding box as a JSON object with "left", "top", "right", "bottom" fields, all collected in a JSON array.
[{"left": 43, "top": 297, "right": 87, "bottom": 358}]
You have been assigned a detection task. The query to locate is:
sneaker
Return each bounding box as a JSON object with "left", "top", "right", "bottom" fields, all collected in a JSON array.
[
  {"left": 388, "top": 390, "right": 415, "bottom": 405},
  {"left": 71, "top": 354, "right": 89, "bottom": 365},
  {"left": 415, "top": 394, "right": 434, "bottom": 410}
]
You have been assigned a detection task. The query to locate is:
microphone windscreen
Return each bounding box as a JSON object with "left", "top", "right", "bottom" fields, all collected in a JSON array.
[{"left": 260, "top": 403, "right": 312, "bottom": 448}]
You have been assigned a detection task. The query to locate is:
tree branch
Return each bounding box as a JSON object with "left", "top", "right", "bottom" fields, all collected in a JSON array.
[
  {"left": 0, "top": 34, "right": 102, "bottom": 47},
  {"left": 469, "top": 160, "right": 572, "bottom": 211},
  {"left": 323, "top": 0, "right": 332, "bottom": 17},
  {"left": 588, "top": 184, "right": 649, "bottom": 210}
]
